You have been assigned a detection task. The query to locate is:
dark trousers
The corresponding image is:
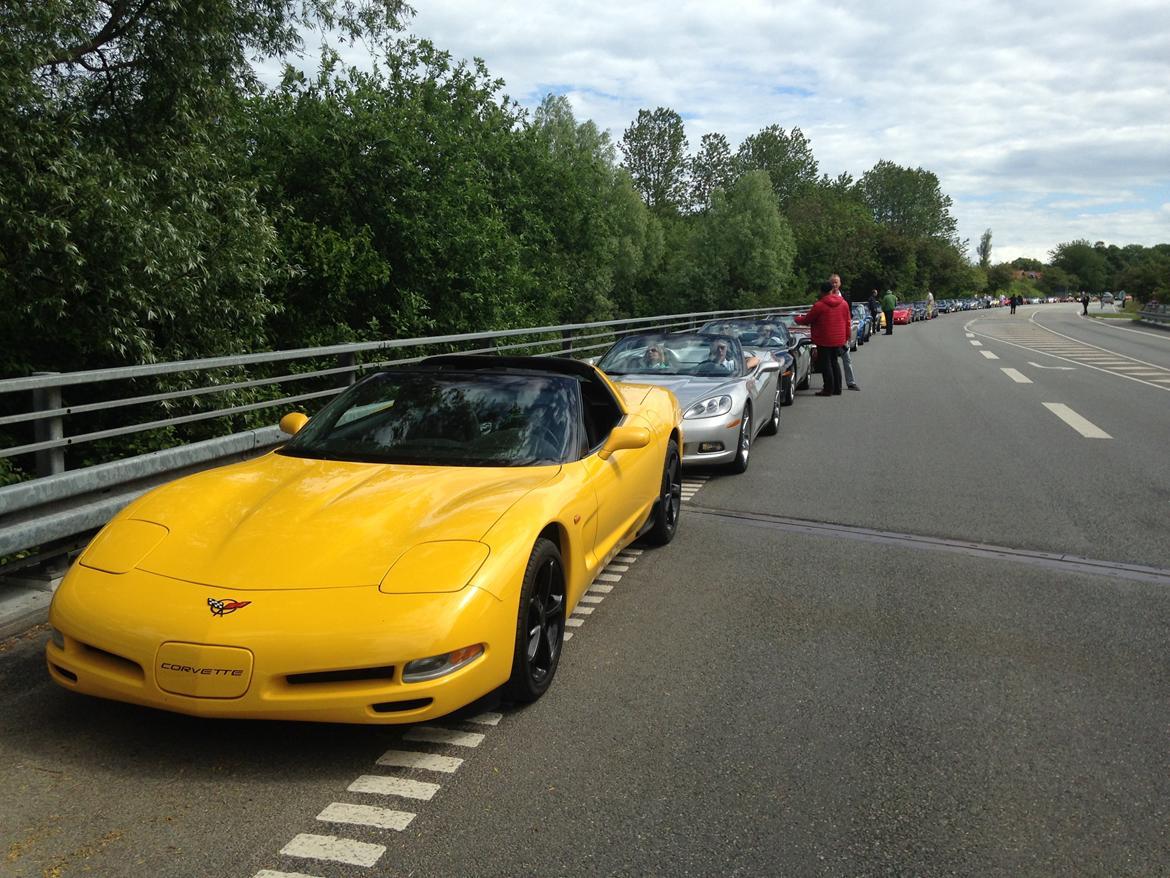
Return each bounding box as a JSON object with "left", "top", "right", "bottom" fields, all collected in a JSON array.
[
  {"left": 1010, "top": 302, "right": 1016, "bottom": 314},
  {"left": 820, "top": 346, "right": 843, "bottom": 394},
  {"left": 883, "top": 310, "right": 894, "bottom": 334}
]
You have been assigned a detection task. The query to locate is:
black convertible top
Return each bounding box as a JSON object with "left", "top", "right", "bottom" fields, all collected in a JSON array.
[{"left": 411, "top": 354, "right": 599, "bottom": 382}]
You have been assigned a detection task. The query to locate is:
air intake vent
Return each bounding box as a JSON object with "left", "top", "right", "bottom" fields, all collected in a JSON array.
[{"left": 287, "top": 665, "right": 396, "bottom": 685}]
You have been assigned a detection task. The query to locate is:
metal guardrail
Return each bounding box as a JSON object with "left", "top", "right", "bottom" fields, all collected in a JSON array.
[
  {"left": 1138, "top": 303, "right": 1170, "bottom": 329},
  {"left": 0, "top": 305, "right": 797, "bottom": 576}
]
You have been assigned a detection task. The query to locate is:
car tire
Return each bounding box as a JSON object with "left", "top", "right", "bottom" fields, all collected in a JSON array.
[
  {"left": 727, "top": 405, "right": 751, "bottom": 474},
  {"left": 762, "top": 388, "right": 782, "bottom": 435},
  {"left": 796, "top": 367, "right": 809, "bottom": 391},
  {"left": 504, "top": 537, "right": 565, "bottom": 704},
  {"left": 780, "top": 375, "right": 795, "bottom": 407},
  {"left": 643, "top": 439, "right": 681, "bottom": 546}
]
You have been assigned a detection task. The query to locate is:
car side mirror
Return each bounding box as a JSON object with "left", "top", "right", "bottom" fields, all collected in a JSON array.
[
  {"left": 279, "top": 412, "right": 309, "bottom": 436},
  {"left": 598, "top": 424, "right": 651, "bottom": 460}
]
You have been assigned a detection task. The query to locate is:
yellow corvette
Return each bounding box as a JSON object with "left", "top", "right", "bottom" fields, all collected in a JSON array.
[{"left": 46, "top": 356, "right": 683, "bottom": 723}]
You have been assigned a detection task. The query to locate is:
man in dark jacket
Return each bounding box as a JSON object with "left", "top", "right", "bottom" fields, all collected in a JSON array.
[{"left": 795, "top": 282, "right": 850, "bottom": 395}]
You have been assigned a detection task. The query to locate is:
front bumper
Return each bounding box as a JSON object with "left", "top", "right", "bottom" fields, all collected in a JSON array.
[
  {"left": 46, "top": 564, "right": 514, "bottom": 724},
  {"left": 680, "top": 414, "right": 744, "bottom": 465}
]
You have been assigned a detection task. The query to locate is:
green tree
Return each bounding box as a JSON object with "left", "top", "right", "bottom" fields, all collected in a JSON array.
[
  {"left": 857, "top": 160, "right": 959, "bottom": 243},
  {"left": 977, "top": 229, "right": 992, "bottom": 269},
  {"left": 1049, "top": 239, "right": 1108, "bottom": 292},
  {"left": 619, "top": 107, "right": 689, "bottom": 214},
  {"left": 687, "top": 170, "right": 796, "bottom": 310},
  {"left": 736, "top": 125, "right": 818, "bottom": 213},
  {"left": 786, "top": 183, "right": 878, "bottom": 298},
  {"left": 986, "top": 263, "right": 1015, "bottom": 292},
  {"left": 689, "top": 132, "right": 737, "bottom": 212}
]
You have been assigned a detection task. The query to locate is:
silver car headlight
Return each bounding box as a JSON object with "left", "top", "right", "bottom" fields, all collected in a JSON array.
[{"left": 684, "top": 395, "right": 733, "bottom": 419}]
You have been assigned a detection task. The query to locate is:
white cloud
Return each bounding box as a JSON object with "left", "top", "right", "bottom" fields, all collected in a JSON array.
[{"left": 316, "top": 0, "right": 1170, "bottom": 262}]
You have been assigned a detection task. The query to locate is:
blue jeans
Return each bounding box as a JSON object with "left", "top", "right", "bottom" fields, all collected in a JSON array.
[{"left": 841, "top": 343, "right": 856, "bottom": 386}]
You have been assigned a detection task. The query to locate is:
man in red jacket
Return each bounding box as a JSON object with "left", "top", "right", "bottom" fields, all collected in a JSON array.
[{"left": 795, "top": 281, "right": 851, "bottom": 395}]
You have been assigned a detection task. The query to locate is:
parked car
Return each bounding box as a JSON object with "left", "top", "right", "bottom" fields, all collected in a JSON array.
[
  {"left": 598, "top": 331, "right": 782, "bottom": 473},
  {"left": 46, "top": 355, "right": 684, "bottom": 724},
  {"left": 697, "top": 318, "right": 813, "bottom": 405},
  {"left": 892, "top": 304, "right": 913, "bottom": 325}
]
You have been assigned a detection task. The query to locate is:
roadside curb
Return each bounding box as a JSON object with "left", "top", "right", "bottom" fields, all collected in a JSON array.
[{"left": 0, "top": 577, "right": 58, "bottom": 641}]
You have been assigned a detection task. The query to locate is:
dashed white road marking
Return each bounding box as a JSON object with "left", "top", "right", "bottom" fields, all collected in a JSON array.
[
  {"left": 280, "top": 834, "right": 385, "bottom": 868},
  {"left": 589, "top": 583, "right": 614, "bottom": 594},
  {"left": 606, "top": 564, "right": 630, "bottom": 572},
  {"left": 255, "top": 870, "right": 322, "bottom": 878},
  {"left": 598, "top": 572, "right": 622, "bottom": 582},
  {"left": 566, "top": 617, "right": 584, "bottom": 628},
  {"left": 579, "top": 594, "right": 604, "bottom": 604},
  {"left": 1043, "top": 403, "right": 1112, "bottom": 439},
  {"left": 317, "top": 802, "right": 415, "bottom": 832},
  {"left": 1001, "top": 368, "right": 1033, "bottom": 384},
  {"left": 403, "top": 727, "right": 486, "bottom": 748},
  {"left": 376, "top": 750, "right": 463, "bottom": 773},
  {"left": 980, "top": 350, "right": 999, "bottom": 359},
  {"left": 468, "top": 712, "right": 502, "bottom": 726},
  {"left": 572, "top": 606, "right": 595, "bottom": 616},
  {"left": 563, "top": 631, "right": 574, "bottom": 641},
  {"left": 621, "top": 548, "right": 643, "bottom": 556},
  {"left": 969, "top": 340, "right": 983, "bottom": 346},
  {"left": 348, "top": 775, "right": 440, "bottom": 800},
  {"left": 965, "top": 332, "right": 975, "bottom": 338}
]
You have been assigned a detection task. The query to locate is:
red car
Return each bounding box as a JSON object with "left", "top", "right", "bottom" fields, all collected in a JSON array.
[{"left": 892, "top": 305, "right": 913, "bottom": 325}]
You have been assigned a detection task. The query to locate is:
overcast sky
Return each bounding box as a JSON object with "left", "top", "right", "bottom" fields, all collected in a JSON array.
[{"left": 327, "top": 1, "right": 1170, "bottom": 265}]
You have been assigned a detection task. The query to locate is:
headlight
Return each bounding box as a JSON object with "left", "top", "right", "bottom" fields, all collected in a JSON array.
[
  {"left": 684, "top": 395, "right": 733, "bottom": 419},
  {"left": 79, "top": 519, "right": 169, "bottom": 574},
  {"left": 403, "top": 644, "right": 485, "bottom": 683}
]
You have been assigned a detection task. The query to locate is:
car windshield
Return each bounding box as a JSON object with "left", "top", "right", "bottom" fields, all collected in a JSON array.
[
  {"left": 598, "top": 333, "right": 744, "bottom": 377},
  {"left": 697, "top": 319, "right": 791, "bottom": 348},
  {"left": 278, "top": 371, "right": 578, "bottom": 466}
]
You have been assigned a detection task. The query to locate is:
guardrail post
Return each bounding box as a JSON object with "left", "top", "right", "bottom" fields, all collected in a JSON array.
[
  {"left": 338, "top": 352, "right": 357, "bottom": 387},
  {"left": 561, "top": 329, "right": 573, "bottom": 355},
  {"left": 32, "top": 372, "right": 65, "bottom": 477}
]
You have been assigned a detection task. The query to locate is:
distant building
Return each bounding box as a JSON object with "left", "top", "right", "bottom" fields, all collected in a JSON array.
[{"left": 1011, "top": 270, "right": 1043, "bottom": 280}]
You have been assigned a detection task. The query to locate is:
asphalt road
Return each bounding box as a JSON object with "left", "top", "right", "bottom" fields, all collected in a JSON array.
[{"left": 3, "top": 305, "right": 1169, "bottom": 878}]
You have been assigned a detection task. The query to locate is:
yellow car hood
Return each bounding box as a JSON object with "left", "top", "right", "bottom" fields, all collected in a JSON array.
[{"left": 130, "top": 452, "right": 558, "bottom": 590}]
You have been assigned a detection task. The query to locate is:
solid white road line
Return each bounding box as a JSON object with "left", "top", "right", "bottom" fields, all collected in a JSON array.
[
  {"left": 317, "top": 802, "right": 415, "bottom": 832},
  {"left": 1001, "top": 368, "right": 1033, "bottom": 384},
  {"left": 403, "top": 727, "right": 486, "bottom": 748},
  {"left": 255, "top": 870, "right": 322, "bottom": 878},
  {"left": 980, "top": 350, "right": 1000, "bottom": 359},
  {"left": 1027, "top": 362, "right": 1075, "bottom": 370},
  {"left": 280, "top": 834, "right": 385, "bottom": 868},
  {"left": 376, "top": 750, "right": 463, "bottom": 773},
  {"left": 1043, "top": 403, "right": 1112, "bottom": 439},
  {"left": 348, "top": 775, "right": 441, "bottom": 800}
]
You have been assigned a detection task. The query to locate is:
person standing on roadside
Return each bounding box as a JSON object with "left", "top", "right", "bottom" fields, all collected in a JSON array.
[
  {"left": 881, "top": 288, "right": 897, "bottom": 335},
  {"left": 795, "top": 281, "right": 850, "bottom": 395},
  {"left": 867, "top": 289, "right": 880, "bottom": 325},
  {"left": 1081, "top": 291, "right": 1090, "bottom": 315},
  {"left": 1009, "top": 294, "right": 1017, "bottom": 315},
  {"left": 829, "top": 273, "right": 860, "bottom": 390}
]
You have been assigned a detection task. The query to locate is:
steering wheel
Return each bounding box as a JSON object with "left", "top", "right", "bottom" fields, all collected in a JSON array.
[{"left": 693, "top": 361, "right": 729, "bottom": 376}]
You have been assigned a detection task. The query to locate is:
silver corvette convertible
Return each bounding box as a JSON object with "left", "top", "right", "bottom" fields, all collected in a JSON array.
[{"left": 597, "top": 332, "right": 782, "bottom": 473}]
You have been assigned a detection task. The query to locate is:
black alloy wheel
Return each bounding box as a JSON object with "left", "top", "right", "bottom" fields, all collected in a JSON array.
[
  {"left": 644, "top": 439, "right": 681, "bottom": 545},
  {"left": 762, "top": 387, "right": 782, "bottom": 434},
  {"left": 505, "top": 538, "right": 565, "bottom": 703},
  {"left": 727, "top": 405, "right": 751, "bottom": 474}
]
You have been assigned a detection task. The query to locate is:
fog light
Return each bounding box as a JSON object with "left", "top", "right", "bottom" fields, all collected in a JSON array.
[
  {"left": 50, "top": 627, "right": 65, "bottom": 650},
  {"left": 698, "top": 442, "right": 724, "bottom": 453},
  {"left": 402, "top": 644, "right": 484, "bottom": 683}
]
